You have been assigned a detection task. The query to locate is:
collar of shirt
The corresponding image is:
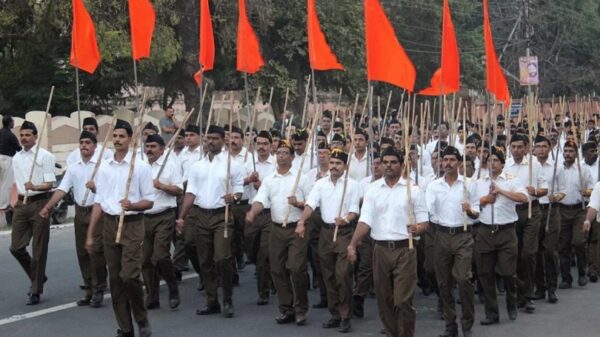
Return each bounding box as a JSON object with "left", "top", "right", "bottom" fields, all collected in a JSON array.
[
  {"left": 184, "top": 145, "right": 202, "bottom": 154},
  {"left": 376, "top": 177, "right": 409, "bottom": 188},
  {"left": 76, "top": 154, "right": 97, "bottom": 166},
  {"left": 108, "top": 151, "right": 133, "bottom": 165}
]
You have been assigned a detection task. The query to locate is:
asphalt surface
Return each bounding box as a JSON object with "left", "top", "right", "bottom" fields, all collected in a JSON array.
[{"left": 0, "top": 225, "right": 599, "bottom": 337}]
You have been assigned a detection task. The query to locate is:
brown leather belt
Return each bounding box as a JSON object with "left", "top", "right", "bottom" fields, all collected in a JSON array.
[
  {"left": 273, "top": 221, "right": 297, "bottom": 228},
  {"left": 18, "top": 192, "right": 50, "bottom": 203},
  {"left": 516, "top": 199, "right": 539, "bottom": 210},
  {"left": 480, "top": 222, "right": 515, "bottom": 233},
  {"left": 435, "top": 224, "right": 472, "bottom": 234},
  {"left": 195, "top": 206, "right": 225, "bottom": 215},
  {"left": 559, "top": 203, "right": 584, "bottom": 210},
  {"left": 375, "top": 240, "right": 409, "bottom": 249}
]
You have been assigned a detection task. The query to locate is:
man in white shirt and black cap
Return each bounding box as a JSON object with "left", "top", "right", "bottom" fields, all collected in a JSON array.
[
  {"left": 141, "top": 134, "right": 183, "bottom": 310},
  {"left": 40, "top": 130, "right": 106, "bottom": 307},
  {"left": 10, "top": 120, "right": 56, "bottom": 305},
  {"left": 85, "top": 119, "right": 155, "bottom": 337}
]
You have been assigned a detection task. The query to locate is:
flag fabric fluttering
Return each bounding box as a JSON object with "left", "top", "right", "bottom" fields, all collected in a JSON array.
[
  {"left": 128, "top": 0, "right": 155, "bottom": 60},
  {"left": 419, "top": 0, "right": 460, "bottom": 96},
  {"left": 199, "top": 0, "right": 215, "bottom": 71},
  {"left": 364, "top": 0, "right": 416, "bottom": 92},
  {"left": 70, "top": 0, "right": 101, "bottom": 74},
  {"left": 194, "top": 70, "right": 202, "bottom": 87},
  {"left": 236, "top": 0, "right": 265, "bottom": 74},
  {"left": 307, "top": 0, "right": 344, "bottom": 71},
  {"left": 483, "top": 0, "right": 510, "bottom": 106}
]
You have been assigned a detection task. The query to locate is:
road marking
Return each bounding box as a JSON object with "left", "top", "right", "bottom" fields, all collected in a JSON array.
[
  {"left": 0, "top": 223, "right": 74, "bottom": 237},
  {"left": 0, "top": 273, "right": 198, "bottom": 326}
]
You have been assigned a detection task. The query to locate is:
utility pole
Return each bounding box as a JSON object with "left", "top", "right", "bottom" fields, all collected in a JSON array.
[{"left": 524, "top": 0, "right": 532, "bottom": 96}]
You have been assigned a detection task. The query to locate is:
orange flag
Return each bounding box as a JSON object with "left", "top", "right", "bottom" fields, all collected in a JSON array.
[
  {"left": 307, "top": 0, "right": 344, "bottom": 71},
  {"left": 483, "top": 0, "right": 510, "bottom": 106},
  {"left": 237, "top": 0, "right": 265, "bottom": 74},
  {"left": 128, "top": 0, "right": 155, "bottom": 60},
  {"left": 70, "top": 0, "right": 101, "bottom": 74},
  {"left": 194, "top": 70, "right": 202, "bottom": 87},
  {"left": 364, "top": 0, "right": 416, "bottom": 91},
  {"left": 199, "top": 0, "right": 215, "bottom": 71},
  {"left": 420, "top": 0, "right": 460, "bottom": 96}
]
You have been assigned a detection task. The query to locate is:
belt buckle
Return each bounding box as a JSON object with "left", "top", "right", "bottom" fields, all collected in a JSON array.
[
  {"left": 387, "top": 241, "right": 395, "bottom": 249},
  {"left": 448, "top": 227, "right": 456, "bottom": 235}
]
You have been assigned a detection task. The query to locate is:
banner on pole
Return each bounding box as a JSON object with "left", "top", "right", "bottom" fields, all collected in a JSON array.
[{"left": 519, "top": 56, "right": 539, "bottom": 86}]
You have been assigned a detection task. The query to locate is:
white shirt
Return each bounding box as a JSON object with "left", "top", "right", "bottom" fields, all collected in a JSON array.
[
  {"left": 67, "top": 147, "right": 113, "bottom": 167},
  {"left": 426, "top": 175, "right": 480, "bottom": 227},
  {"left": 359, "top": 175, "right": 379, "bottom": 199},
  {"left": 179, "top": 145, "right": 203, "bottom": 180},
  {"left": 94, "top": 151, "right": 154, "bottom": 216},
  {"left": 503, "top": 156, "right": 548, "bottom": 201},
  {"left": 475, "top": 173, "right": 527, "bottom": 225},
  {"left": 58, "top": 152, "right": 97, "bottom": 206},
  {"left": 253, "top": 168, "right": 308, "bottom": 223},
  {"left": 146, "top": 154, "right": 183, "bottom": 214},
  {"left": 186, "top": 151, "right": 244, "bottom": 209},
  {"left": 348, "top": 152, "right": 369, "bottom": 182},
  {"left": 306, "top": 175, "right": 360, "bottom": 224},
  {"left": 557, "top": 163, "right": 594, "bottom": 205},
  {"left": 587, "top": 181, "right": 600, "bottom": 221},
  {"left": 244, "top": 155, "right": 276, "bottom": 203},
  {"left": 583, "top": 157, "right": 600, "bottom": 183},
  {"left": 13, "top": 145, "right": 56, "bottom": 196},
  {"left": 305, "top": 167, "right": 329, "bottom": 194},
  {"left": 359, "top": 177, "right": 429, "bottom": 241},
  {"left": 537, "top": 158, "right": 564, "bottom": 204},
  {"left": 292, "top": 152, "right": 314, "bottom": 174}
]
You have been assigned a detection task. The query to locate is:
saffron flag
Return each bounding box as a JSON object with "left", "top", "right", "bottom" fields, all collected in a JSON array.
[
  {"left": 420, "top": 0, "right": 460, "bottom": 96},
  {"left": 194, "top": 70, "right": 202, "bottom": 87},
  {"left": 70, "top": 0, "right": 101, "bottom": 74},
  {"left": 483, "top": 0, "right": 510, "bottom": 106},
  {"left": 236, "top": 0, "right": 265, "bottom": 74},
  {"left": 128, "top": 0, "right": 155, "bottom": 60},
  {"left": 307, "top": 0, "right": 344, "bottom": 71},
  {"left": 199, "top": 0, "right": 215, "bottom": 71},
  {"left": 364, "top": 0, "right": 416, "bottom": 91}
]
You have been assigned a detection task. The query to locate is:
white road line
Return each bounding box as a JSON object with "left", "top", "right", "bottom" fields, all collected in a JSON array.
[{"left": 0, "top": 273, "right": 198, "bottom": 326}]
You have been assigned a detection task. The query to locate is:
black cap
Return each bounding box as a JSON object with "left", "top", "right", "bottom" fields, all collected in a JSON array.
[
  {"left": 491, "top": 146, "right": 505, "bottom": 164},
  {"left": 330, "top": 148, "right": 348, "bottom": 163},
  {"left": 380, "top": 137, "right": 394, "bottom": 146},
  {"left": 230, "top": 125, "right": 244, "bottom": 138},
  {"left": 317, "top": 142, "right": 330, "bottom": 150},
  {"left": 466, "top": 134, "right": 481, "bottom": 145},
  {"left": 143, "top": 121, "right": 158, "bottom": 133},
  {"left": 582, "top": 141, "right": 597, "bottom": 152},
  {"left": 178, "top": 129, "right": 186, "bottom": 137},
  {"left": 82, "top": 117, "right": 98, "bottom": 130},
  {"left": 322, "top": 110, "right": 332, "bottom": 119},
  {"left": 115, "top": 119, "right": 133, "bottom": 136},
  {"left": 145, "top": 134, "right": 165, "bottom": 146},
  {"left": 206, "top": 125, "right": 225, "bottom": 138},
  {"left": 510, "top": 134, "right": 529, "bottom": 144},
  {"left": 256, "top": 130, "right": 272, "bottom": 143},
  {"left": 317, "top": 130, "right": 326, "bottom": 138},
  {"left": 20, "top": 121, "right": 38, "bottom": 134},
  {"left": 563, "top": 140, "right": 578, "bottom": 151},
  {"left": 270, "top": 129, "right": 281, "bottom": 138},
  {"left": 442, "top": 146, "right": 462, "bottom": 161},
  {"left": 333, "top": 121, "right": 344, "bottom": 129},
  {"left": 291, "top": 129, "right": 308, "bottom": 141},
  {"left": 277, "top": 139, "right": 294, "bottom": 154},
  {"left": 185, "top": 124, "right": 200, "bottom": 135},
  {"left": 79, "top": 130, "right": 97, "bottom": 143},
  {"left": 331, "top": 133, "right": 346, "bottom": 145}
]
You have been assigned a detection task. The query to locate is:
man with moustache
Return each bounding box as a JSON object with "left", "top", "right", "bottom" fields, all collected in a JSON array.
[
  {"left": 85, "top": 119, "right": 154, "bottom": 337},
  {"left": 297, "top": 149, "right": 360, "bottom": 333},
  {"left": 243, "top": 131, "right": 277, "bottom": 305},
  {"left": 426, "top": 146, "right": 479, "bottom": 337},
  {"left": 228, "top": 125, "right": 250, "bottom": 273},
  {"left": 245, "top": 140, "right": 310, "bottom": 326},
  {"left": 176, "top": 125, "right": 244, "bottom": 318},
  {"left": 40, "top": 131, "right": 106, "bottom": 307},
  {"left": 10, "top": 120, "right": 56, "bottom": 305},
  {"left": 66, "top": 117, "right": 113, "bottom": 166},
  {"left": 141, "top": 134, "right": 183, "bottom": 310},
  {"left": 581, "top": 141, "right": 600, "bottom": 282},
  {"left": 291, "top": 129, "right": 312, "bottom": 173},
  {"left": 347, "top": 148, "right": 429, "bottom": 337},
  {"left": 348, "top": 128, "right": 369, "bottom": 181}
]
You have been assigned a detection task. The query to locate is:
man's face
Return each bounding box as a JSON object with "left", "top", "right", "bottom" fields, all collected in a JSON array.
[
  {"left": 439, "top": 124, "right": 449, "bottom": 138},
  {"left": 185, "top": 132, "right": 200, "bottom": 147},
  {"left": 166, "top": 108, "right": 174, "bottom": 118},
  {"left": 488, "top": 155, "right": 504, "bottom": 175},
  {"left": 534, "top": 141, "right": 550, "bottom": 159},
  {"left": 322, "top": 117, "right": 332, "bottom": 131},
  {"left": 563, "top": 146, "right": 577, "bottom": 164},
  {"left": 79, "top": 138, "right": 96, "bottom": 158},
  {"left": 460, "top": 160, "right": 475, "bottom": 177},
  {"left": 83, "top": 125, "right": 98, "bottom": 135},
  {"left": 566, "top": 134, "right": 576, "bottom": 143},
  {"left": 229, "top": 132, "right": 243, "bottom": 152},
  {"left": 382, "top": 155, "right": 403, "bottom": 179},
  {"left": 19, "top": 129, "right": 37, "bottom": 149},
  {"left": 393, "top": 134, "right": 403, "bottom": 149},
  {"left": 332, "top": 126, "right": 343, "bottom": 135},
  {"left": 431, "top": 153, "right": 439, "bottom": 171},
  {"left": 316, "top": 135, "right": 326, "bottom": 146},
  {"left": 329, "top": 158, "right": 345, "bottom": 179},
  {"left": 112, "top": 129, "right": 131, "bottom": 151},
  {"left": 142, "top": 128, "right": 156, "bottom": 142},
  {"left": 255, "top": 137, "right": 271, "bottom": 157},
  {"left": 588, "top": 121, "right": 595, "bottom": 129},
  {"left": 271, "top": 136, "right": 280, "bottom": 153},
  {"left": 331, "top": 141, "right": 344, "bottom": 151},
  {"left": 144, "top": 142, "right": 164, "bottom": 162},
  {"left": 318, "top": 149, "right": 331, "bottom": 165},
  {"left": 465, "top": 143, "right": 477, "bottom": 157},
  {"left": 276, "top": 148, "right": 293, "bottom": 167},
  {"left": 372, "top": 157, "right": 382, "bottom": 178},
  {"left": 206, "top": 133, "right": 224, "bottom": 153},
  {"left": 442, "top": 155, "right": 460, "bottom": 175},
  {"left": 510, "top": 140, "right": 526, "bottom": 160},
  {"left": 175, "top": 134, "right": 185, "bottom": 149},
  {"left": 292, "top": 139, "right": 306, "bottom": 155},
  {"left": 389, "top": 123, "right": 401, "bottom": 135},
  {"left": 583, "top": 147, "right": 598, "bottom": 164},
  {"left": 354, "top": 134, "right": 367, "bottom": 152}
]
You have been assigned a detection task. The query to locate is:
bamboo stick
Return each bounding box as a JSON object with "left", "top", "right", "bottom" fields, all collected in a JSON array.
[
  {"left": 81, "top": 115, "right": 117, "bottom": 206},
  {"left": 156, "top": 109, "right": 194, "bottom": 180}
]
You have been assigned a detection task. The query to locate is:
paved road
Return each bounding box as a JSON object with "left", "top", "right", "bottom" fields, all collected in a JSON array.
[{"left": 0, "top": 225, "right": 599, "bottom": 337}]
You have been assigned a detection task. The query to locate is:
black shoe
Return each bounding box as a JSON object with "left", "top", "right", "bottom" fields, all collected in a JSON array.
[
  {"left": 223, "top": 301, "right": 234, "bottom": 318},
  {"left": 532, "top": 288, "right": 545, "bottom": 300},
  {"left": 496, "top": 278, "right": 505, "bottom": 294},
  {"left": 524, "top": 300, "right": 535, "bottom": 313},
  {"left": 508, "top": 305, "right": 518, "bottom": 320},
  {"left": 353, "top": 296, "right": 364, "bottom": 318},
  {"left": 115, "top": 329, "right": 134, "bottom": 337},
  {"left": 338, "top": 319, "right": 351, "bottom": 333},
  {"left": 237, "top": 256, "right": 246, "bottom": 271},
  {"left": 312, "top": 300, "right": 328, "bottom": 309},
  {"left": 275, "top": 313, "right": 295, "bottom": 324},
  {"left": 196, "top": 305, "right": 221, "bottom": 315},
  {"left": 168, "top": 287, "right": 180, "bottom": 309},
  {"left": 296, "top": 313, "right": 307, "bottom": 326},
  {"left": 145, "top": 300, "right": 160, "bottom": 310},
  {"left": 28, "top": 276, "right": 48, "bottom": 296},
  {"left": 77, "top": 294, "right": 92, "bottom": 306},
  {"left": 558, "top": 281, "right": 572, "bottom": 289},
  {"left": 174, "top": 270, "right": 182, "bottom": 282},
  {"left": 590, "top": 274, "right": 599, "bottom": 283},
  {"left": 578, "top": 275, "right": 588, "bottom": 287},
  {"left": 439, "top": 330, "right": 458, "bottom": 337},
  {"left": 463, "top": 330, "right": 473, "bottom": 337},
  {"left": 197, "top": 279, "right": 205, "bottom": 291},
  {"left": 233, "top": 274, "right": 240, "bottom": 287},
  {"left": 480, "top": 317, "right": 499, "bottom": 325},
  {"left": 256, "top": 296, "right": 269, "bottom": 306},
  {"left": 90, "top": 291, "right": 104, "bottom": 308},
  {"left": 138, "top": 319, "right": 152, "bottom": 337},
  {"left": 26, "top": 294, "right": 40, "bottom": 305},
  {"left": 322, "top": 318, "right": 341, "bottom": 328},
  {"left": 547, "top": 289, "right": 558, "bottom": 304}
]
